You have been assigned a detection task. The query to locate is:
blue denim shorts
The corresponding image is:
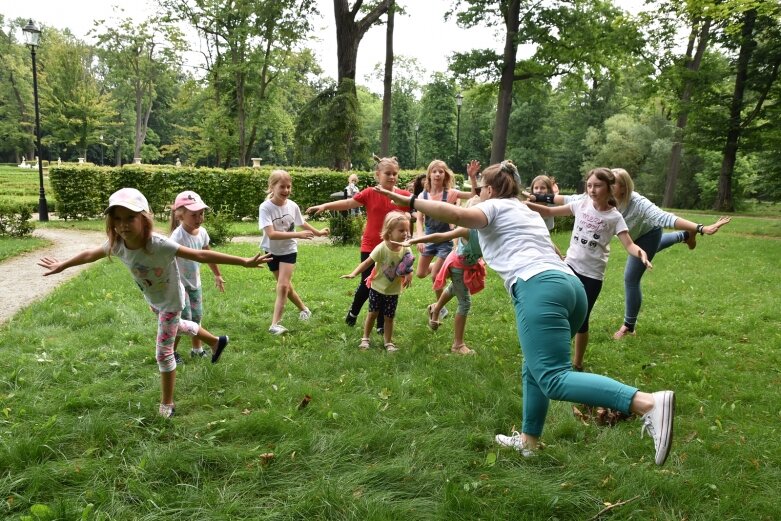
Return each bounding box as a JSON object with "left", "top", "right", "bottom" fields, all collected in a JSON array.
[{"left": 423, "top": 241, "right": 453, "bottom": 259}]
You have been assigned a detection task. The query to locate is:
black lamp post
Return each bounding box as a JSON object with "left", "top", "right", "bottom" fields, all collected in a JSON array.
[
  {"left": 23, "top": 19, "right": 49, "bottom": 221},
  {"left": 455, "top": 92, "right": 463, "bottom": 173},
  {"left": 100, "top": 134, "right": 104, "bottom": 166},
  {"left": 414, "top": 123, "right": 419, "bottom": 168}
]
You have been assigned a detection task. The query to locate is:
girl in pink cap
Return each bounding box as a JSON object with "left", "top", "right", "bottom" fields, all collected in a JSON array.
[
  {"left": 38, "top": 188, "right": 271, "bottom": 418},
  {"left": 169, "top": 191, "right": 224, "bottom": 362}
]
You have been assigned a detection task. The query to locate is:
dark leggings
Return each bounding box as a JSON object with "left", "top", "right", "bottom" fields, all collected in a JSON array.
[
  {"left": 350, "top": 252, "right": 384, "bottom": 328},
  {"left": 570, "top": 268, "right": 603, "bottom": 334}
]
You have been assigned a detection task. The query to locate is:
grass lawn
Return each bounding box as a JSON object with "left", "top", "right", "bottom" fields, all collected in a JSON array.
[
  {"left": 1, "top": 214, "right": 780, "bottom": 520},
  {"left": 0, "top": 236, "right": 49, "bottom": 263}
]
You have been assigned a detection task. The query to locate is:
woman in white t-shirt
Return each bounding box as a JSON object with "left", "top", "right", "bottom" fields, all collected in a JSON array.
[
  {"left": 526, "top": 168, "right": 651, "bottom": 372},
  {"left": 38, "top": 188, "right": 271, "bottom": 419},
  {"left": 373, "top": 162, "right": 675, "bottom": 466}
]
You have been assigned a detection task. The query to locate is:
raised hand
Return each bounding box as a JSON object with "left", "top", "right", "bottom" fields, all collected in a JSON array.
[{"left": 704, "top": 216, "right": 731, "bottom": 235}]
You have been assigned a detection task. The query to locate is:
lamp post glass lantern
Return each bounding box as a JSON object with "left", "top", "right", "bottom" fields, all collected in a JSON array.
[
  {"left": 23, "top": 19, "right": 49, "bottom": 221},
  {"left": 455, "top": 93, "right": 463, "bottom": 173}
]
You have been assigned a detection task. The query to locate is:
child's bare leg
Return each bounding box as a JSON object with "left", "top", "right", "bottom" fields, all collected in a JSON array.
[
  {"left": 453, "top": 314, "right": 467, "bottom": 347},
  {"left": 431, "top": 287, "right": 455, "bottom": 318},
  {"left": 271, "top": 263, "right": 296, "bottom": 324},
  {"left": 416, "top": 255, "right": 433, "bottom": 279},
  {"left": 363, "top": 312, "right": 378, "bottom": 339},
  {"left": 383, "top": 317, "right": 394, "bottom": 345},
  {"left": 161, "top": 370, "right": 175, "bottom": 405},
  {"left": 573, "top": 332, "right": 588, "bottom": 370}
]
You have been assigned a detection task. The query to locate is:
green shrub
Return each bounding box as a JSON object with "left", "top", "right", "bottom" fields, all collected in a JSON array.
[
  {"left": 0, "top": 201, "right": 34, "bottom": 237},
  {"left": 205, "top": 206, "right": 237, "bottom": 246},
  {"left": 328, "top": 212, "right": 366, "bottom": 246}
]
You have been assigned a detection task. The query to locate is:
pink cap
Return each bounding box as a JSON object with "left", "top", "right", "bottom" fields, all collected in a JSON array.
[
  {"left": 105, "top": 188, "right": 149, "bottom": 213},
  {"left": 173, "top": 191, "right": 208, "bottom": 211}
]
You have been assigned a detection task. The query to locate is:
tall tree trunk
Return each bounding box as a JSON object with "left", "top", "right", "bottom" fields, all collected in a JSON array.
[
  {"left": 716, "top": 9, "right": 756, "bottom": 212},
  {"left": 490, "top": 0, "right": 520, "bottom": 164},
  {"left": 379, "top": 1, "right": 395, "bottom": 156},
  {"left": 663, "top": 17, "right": 711, "bottom": 207}
]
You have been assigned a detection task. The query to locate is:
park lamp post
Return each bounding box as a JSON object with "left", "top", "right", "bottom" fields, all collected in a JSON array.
[
  {"left": 100, "top": 134, "right": 104, "bottom": 166},
  {"left": 22, "top": 19, "right": 49, "bottom": 221},
  {"left": 414, "top": 123, "right": 419, "bottom": 168},
  {"left": 455, "top": 92, "right": 463, "bottom": 173}
]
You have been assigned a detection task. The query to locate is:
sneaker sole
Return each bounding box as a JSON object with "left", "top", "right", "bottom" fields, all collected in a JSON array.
[
  {"left": 211, "top": 336, "right": 229, "bottom": 364},
  {"left": 654, "top": 391, "right": 675, "bottom": 465}
]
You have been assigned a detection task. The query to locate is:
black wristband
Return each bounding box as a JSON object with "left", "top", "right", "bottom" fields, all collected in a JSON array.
[
  {"left": 536, "top": 193, "right": 555, "bottom": 204},
  {"left": 696, "top": 224, "right": 704, "bottom": 235},
  {"left": 409, "top": 194, "right": 416, "bottom": 210}
]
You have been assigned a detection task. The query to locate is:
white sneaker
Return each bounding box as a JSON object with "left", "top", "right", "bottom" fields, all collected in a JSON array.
[
  {"left": 494, "top": 431, "right": 535, "bottom": 457},
  {"left": 299, "top": 308, "right": 312, "bottom": 321},
  {"left": 439, "top": 307, "right": 449, "bottom": 320},
  {"left": 641, "top": 390, "right": 675, "bottom": 465},
  {"left": 268, "top": 324, "right": 288, "bottom": 335}
]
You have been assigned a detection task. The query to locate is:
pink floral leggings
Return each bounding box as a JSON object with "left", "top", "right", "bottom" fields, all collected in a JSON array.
[{"left": 154, "top": 309, "right": 200, "bottom": 373}]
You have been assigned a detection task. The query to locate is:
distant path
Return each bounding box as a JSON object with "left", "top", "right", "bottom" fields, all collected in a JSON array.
[
  {"left": 0, "top": 230, "right": 330, "bottom": 326},
  {"left": 0, "top": 228, "right": 104, "bottom": 326}
]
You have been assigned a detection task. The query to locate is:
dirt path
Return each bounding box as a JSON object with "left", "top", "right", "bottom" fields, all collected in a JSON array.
[
  {"left": 0, "top": 228, "right": 105, "bottom": 326},
  {"left": 0, "top": 230, "right": 330, "bottom": 326}
]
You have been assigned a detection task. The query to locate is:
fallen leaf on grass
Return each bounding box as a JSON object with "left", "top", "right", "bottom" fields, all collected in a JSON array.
[{"left": 298, "top": 394, "right": 312, "bottom": 409}]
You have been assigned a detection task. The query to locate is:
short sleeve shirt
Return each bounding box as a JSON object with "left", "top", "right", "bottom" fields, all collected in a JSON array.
[
  {"left": 104, "top": 233, "right": 184, "bottom": 312},
  {"left": 353, "top": 187, "right": 410, "bottom": 253},
  {"left": 565, "top": 198, "right": 628, "bottom": 281},
  {"left": 170, "top": 225, "right": 210, "bottom": 290},
  {"left": 259, "top": 198, "right": 305, "bottom": 255},
  {"left": 369, "top": 242, "right": 412, "bottom": 296}
]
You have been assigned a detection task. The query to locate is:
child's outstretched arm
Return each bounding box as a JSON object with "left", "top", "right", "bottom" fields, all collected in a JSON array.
[
  {"left": 395, "top": 227, "right": 469, "bottom": 248},
  {"left": 523, "top": 191, "right": 567, "bottom": 205},
  {"left": 300, "top": 221, "right": 330, "bottom": 237},
  {"left": 341, "top": 257, "right": 374, "bottom": 279},
  {"left": 38, "top": 246, "right": 106, "bottom": 276},
  {"left": 373, "top": 186, "right": 487, "bottom": 229},
  {"left": 306, "top": 198, "right": 362, "bottom": 215},
  {"left": 201, "top": 245, "right": 226, "bottom": 292},
  {"left": 617, "top": 232, "right": 652, "bottom": 269},
  {"left": 177, "top": 246, "right": 271, "bottom": 267},
  {"left": 524, "top": 201, "right": 572, "bottom": 217},
  {"left": 264, "top": 225, "right": 316, "bottom": 241}
]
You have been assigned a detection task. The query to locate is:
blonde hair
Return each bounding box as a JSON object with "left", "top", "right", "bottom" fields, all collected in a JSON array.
[
  {"left": 424, "top": 159, "right": 455, "bottom": 192},
  {"left": 373, "top": 155, "right": 400, "bottom": 182},
  {"left": 267, "top": 169, "right": 293, "bottom": 199},
  {"left": 585, "top": 167, "right": 618, "bottom": 207},
  {"left": 380, "top": 211, "right": 409, "bottom": 241},
  {"left": 105, "top": 208, "right": 154, "bottom": 258},
  {"left": 530, "top": 175, "right": 554, "bottom": 194},
  {"left": 348, "top": 173, "right": 358, "bottom": 184},
  {"left": 611, "top": 168, "right": 634, "bottom": 210},
  {"left": 169, "top": 207, "right": 186, "bottom": 232}
]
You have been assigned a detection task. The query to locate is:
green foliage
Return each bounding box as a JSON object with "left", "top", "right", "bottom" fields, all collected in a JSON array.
[
  {"left": 0, "top": 201, "right": 34, "bottom": 237},
  {"left": 204, "top": 207, "right": 236, "bottom": 247},
  {"left": 327, "top": 212, "right": 366, "bottom": 246}
]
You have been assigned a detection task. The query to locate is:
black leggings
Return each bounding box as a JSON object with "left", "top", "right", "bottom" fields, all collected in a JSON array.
[
  {"left": 350, "top": 251, "right": 384, "bottom": 328},
  {"left": 571, "top": 268, "right": 603, "bottom": 334}
]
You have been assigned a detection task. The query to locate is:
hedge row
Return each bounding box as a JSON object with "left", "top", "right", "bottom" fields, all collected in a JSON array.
[
  {"left": 49, "top": 165, "right": 449, "bottom": 220},
  {"left": 0, "top": 201, "right": 34, "bottom": 237}
]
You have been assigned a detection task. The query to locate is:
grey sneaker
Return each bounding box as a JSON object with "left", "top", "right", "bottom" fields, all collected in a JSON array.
[
  {"left": 299, "top": 308, "right": 312, "bottom": 321},
  {"left": 439, "top": 307, "right": 449, "bottom": 320},
  {"left": 269, "top": 324, "right": 288, "bottom": 335},
  {"left": 641, "top": 390, "right": 675, "bottom": 465},
  {"left": 173, "top": 351, "right": 184, "bottom": 365},
  {"left": 494, "top": 431, "right": 535, "bottom": 457},
  {"left": 190, "top": 348, "right": 210, "bottom": 359},
  {"left": 158, "top": 403, "right": 175, "bottom": 419}
]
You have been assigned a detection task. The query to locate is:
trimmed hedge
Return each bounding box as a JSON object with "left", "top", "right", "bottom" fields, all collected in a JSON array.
[
  {"left": 49, "top": 165, "right": 442, "bottom": 220},
  {"left": 0, "top": 201, "right": 34, "bottom": 237}
]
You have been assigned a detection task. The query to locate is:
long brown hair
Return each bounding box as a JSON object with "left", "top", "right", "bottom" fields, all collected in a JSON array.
[
  {"left": 585, "top": 167, "right": 617, "bottom": 207},
  {"left": 480, "top": 161, "right": 522, "bottom": 199},
  {"left": 424, "top": 159, "right": 455, "bottom": 192}
]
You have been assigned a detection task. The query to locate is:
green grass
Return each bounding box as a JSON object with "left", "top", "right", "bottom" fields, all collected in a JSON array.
[
  {"left": 1, "top": 215, "right": 780, "bottom": 520},
  {"left": 0, "top": 236, "right": 49, "bottom": 262},
  {"left": 0, "top": 165, "right": 52, "bottom": 208}
]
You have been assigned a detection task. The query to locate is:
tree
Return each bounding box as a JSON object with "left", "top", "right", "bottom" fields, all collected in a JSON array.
[
  {"left": 417, "top": 74, "right": 457, "bottom": 167},
  {"left": 0, "top": 16, "right": 35, "bottom": 162},
  {"left": 93, "top": 17, "right": 185, "bottom": 161},
  {"left": 379, "top": 0, "right": 395, "bottom": 155}
]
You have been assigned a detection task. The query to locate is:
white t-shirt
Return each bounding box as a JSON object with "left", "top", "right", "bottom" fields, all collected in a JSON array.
[
  {"left": 103, "top": 233, "right": 185, "bottom": 313},
  {"left": 170, "top": 225, "right": 211, "bottom": 290},
  {"left": 476, "top": 198, "right": 573, "bottom": 294},
  {"left": 259, "top": 198, "right": 305, "bottom": 255},
  {"left": 565, "top": 198, "right": 628, "bottom": 281}
]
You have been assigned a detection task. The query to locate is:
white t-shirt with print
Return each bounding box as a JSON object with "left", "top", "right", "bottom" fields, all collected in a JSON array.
[
  {"left": 259, "top": 199, "right": 305, "bottom": 255},
  {"left": 565, "top": 198, "right": 628, "bottom": 281},
  {"left": 103, "top": 232, "right": 184, "bottom": 313},
  {"left": 170, "top": 225, "right": 210, "bottom": 290},
  {"left": 476, "top": 198, "right": 572, "bottom": 294}
]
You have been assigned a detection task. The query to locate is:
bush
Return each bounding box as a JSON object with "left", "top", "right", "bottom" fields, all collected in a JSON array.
[
  {"left": 328, "top": 212, "right": 365, "bottom": 246},
  {"left": 0, "top": 201, "right": 34, "bottom": 237},
  {"left": 205, "top": 206, "right": 236, "bottom": 246}
]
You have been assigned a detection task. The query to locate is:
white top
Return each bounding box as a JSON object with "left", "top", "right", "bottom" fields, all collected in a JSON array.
[
  {"left": 476, "top": 198, "right": 573, "bottom": 294},
  {"left": 564, "top": 198, "right": 628, "bottom": 281},
  {"left": 103, "top": 233, "right": 184, "bottom": 313},
  {"left": 170, "top": 225, "right": 211, "bottom": 290},
  {"left": 346, "top": 182, "right": 360, "bottom": 197},
  {"left": 259, "top": 198, "right": 305, "bottom": 255},
  {"left": 564, "top": 192, "right": 677, "bottom": 240}
]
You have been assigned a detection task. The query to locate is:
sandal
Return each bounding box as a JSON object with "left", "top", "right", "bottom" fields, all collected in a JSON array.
[
  {"left": 427, "top": 304, "right": 441, "bottom": 331},
  {"left": 358, "top": 337, "right": 370, "bottom": 350},
  {"left": 612, "top": 325, "right": 636, "bottom": 340},
  {"left": 384, "top": 342, "right": 399, "bottom": 352},
  {"left": 451, "top": 344, "right": 475, "bottom": 355}
]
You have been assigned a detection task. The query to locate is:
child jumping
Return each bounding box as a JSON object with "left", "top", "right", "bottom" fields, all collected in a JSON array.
[
  {"left": 526, "top": 168, "right": 652, "bottom": 371},
  {"left": 260, "top": 169, "right": 329, "bottom": 335},
  {"left": 169, "top": 190, "right": 224, "bottom": 362},
  {"left": 341, "top": 211, "right": 414, "bottom": 352},
  {"left": 38, "top": 188, "right": 270, "bottom": 418}
]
